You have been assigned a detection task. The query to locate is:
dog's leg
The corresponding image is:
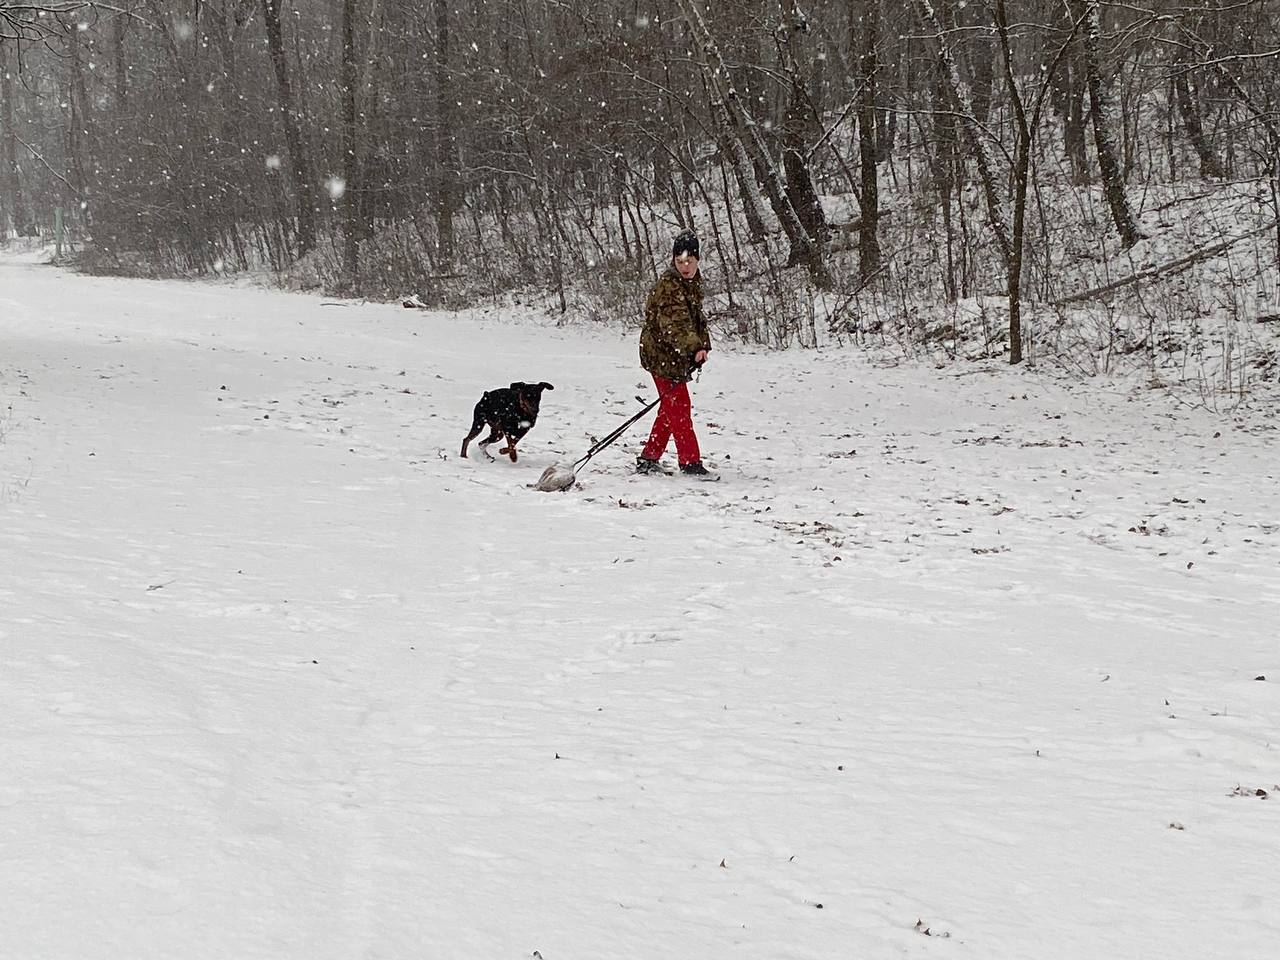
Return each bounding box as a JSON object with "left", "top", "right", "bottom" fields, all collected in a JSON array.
[
  {"left": 499, "top": 426, "right": 529, "bottom": 462},
  {"left": 461, "top": 407, "right": 487, "bottom": 459},
  {"left": 461, "top": 428, "right": 480, "bottom": 459},
  {"left": 478, "top": 423, "right": 502, "bottom": 460}
]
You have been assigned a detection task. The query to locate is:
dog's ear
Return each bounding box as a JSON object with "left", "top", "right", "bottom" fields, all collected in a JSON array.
[
  {"left": 510, "top": 382, "right": 524, "bottom": 392},
  {"left": 538, "top": 382, "right": 554, "bottom": 392}
]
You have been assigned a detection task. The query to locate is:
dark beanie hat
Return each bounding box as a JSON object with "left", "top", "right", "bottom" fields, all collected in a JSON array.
[{"left": 673, "top": 229, "right": 700, "bottom": 259}]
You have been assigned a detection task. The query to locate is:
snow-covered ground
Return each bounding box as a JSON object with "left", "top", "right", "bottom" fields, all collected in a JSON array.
[{"left": 2, "top": 250, "right": 1278, "bottom": 959}]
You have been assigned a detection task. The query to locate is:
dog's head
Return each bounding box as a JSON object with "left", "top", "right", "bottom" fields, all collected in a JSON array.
[{"left": 512, "top": 381, "right": 554, "bottom": 417}]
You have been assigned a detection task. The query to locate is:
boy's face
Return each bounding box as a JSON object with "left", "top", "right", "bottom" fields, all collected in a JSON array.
[{"left": 674, "top": 252, "right": 699, "bottom": 279}]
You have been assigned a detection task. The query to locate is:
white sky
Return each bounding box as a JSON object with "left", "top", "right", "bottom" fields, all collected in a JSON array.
[{"left": 2, "top": 250, "right": 1278, "bottom": 959}]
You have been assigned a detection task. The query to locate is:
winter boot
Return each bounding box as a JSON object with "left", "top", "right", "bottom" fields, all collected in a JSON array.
[
  {"left": 635, "top": 456, "right": 668, "bottom": 476},
  {"left": 679, "top": 460, "right": 719, "bottom": 481}
]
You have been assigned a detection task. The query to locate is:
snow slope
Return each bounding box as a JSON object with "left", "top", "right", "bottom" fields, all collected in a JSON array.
[{"left": 2, "top": 251, "right": 1278, "bottom": 959}]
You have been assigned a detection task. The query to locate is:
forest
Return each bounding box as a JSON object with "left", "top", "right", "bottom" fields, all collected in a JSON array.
[{"left": 2, "top": 0, "right": 1278, "bottom": 389}]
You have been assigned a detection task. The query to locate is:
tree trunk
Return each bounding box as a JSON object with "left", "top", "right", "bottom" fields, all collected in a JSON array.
[
  {"left": 997, "top": 0, "right": 1028, "bottom": 364},
  {"left": 433, "top": 0, "right": 457, "bottom": 261},
  {"left": 997, "top": 0, "right": 1085, "bottom": 364},
  {"left": 967, "top": 19, "right": 996, "bottom": 125},
  {"left": 782, "top": 126, "right": 825, "bottom": 247},
  {"left": 914, "top": 0, "right": 1012, "bottom": 266},
  {"left": 113, "top": 15, "right": 128, "bottom": 110},
  {"left": 856, "top": 0, "right": 881, "bottom": 282},
  {"left": 1076, "top": 0, "right": 1143, "bottom": 248},
  {"left": 718, "top": 120, "right": 769, "bottom": 243},
  {"left": 341, "top": 0, "right": 360, "bottom": 285},
  {"left": 876, "top": 53, "right": 900, "bottom": 163},
  {"left": 67, "top": 20, "right": 94, "bottom": 216},
  {"left": 1064, "top": 53, "right": 1088, "bottom": 181},
  {"left": 678, "top": 0, "right": 828, "bottom": 285},
  {"left": 778, "top": 0, "right": 830, "bottom": 250},
  {"left": 1049, "top": 4, "right": 1089, "bottom": 183},
  {"left": 1, "top": 44, "right": 33, "bottom": 236},
  {"left": 261, "top": 0, "right": 316, "bottom": 255},
  {"left": 734, "top": 98, "right": 828, "bottom": 284},
  {"left": 1173, "top": 68, "right": 1225, "bottom": 179}
]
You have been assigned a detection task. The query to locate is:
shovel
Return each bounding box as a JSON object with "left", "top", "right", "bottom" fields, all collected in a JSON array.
[{"left": 532, "top": 368, "right": 696, "bottom": 492}]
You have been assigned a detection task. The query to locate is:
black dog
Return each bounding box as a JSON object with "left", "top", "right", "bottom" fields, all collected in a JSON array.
[{"left": 460, "top": 381, "right": 554, "bottom": 463}]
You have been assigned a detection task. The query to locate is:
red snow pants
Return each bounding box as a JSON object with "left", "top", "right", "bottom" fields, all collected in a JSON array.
[{"left": 641, "top": 374, "right": 702, "bottom": 466}]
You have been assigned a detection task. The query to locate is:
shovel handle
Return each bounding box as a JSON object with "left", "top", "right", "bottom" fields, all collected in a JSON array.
[{"left": 575, "top": 366, "right": 699, "bottom": 466}]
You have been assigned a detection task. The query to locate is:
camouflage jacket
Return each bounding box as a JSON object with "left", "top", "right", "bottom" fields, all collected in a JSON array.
[{"left": 639, "top": 267, "right": 710, "bottom": 382}]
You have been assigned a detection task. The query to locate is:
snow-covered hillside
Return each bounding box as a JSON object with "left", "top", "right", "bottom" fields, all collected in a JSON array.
[{"left": 2, "top": 251, "right": 1277, "bottom": 959}]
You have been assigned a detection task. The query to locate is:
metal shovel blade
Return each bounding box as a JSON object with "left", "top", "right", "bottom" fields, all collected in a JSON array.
[{"left": 531, "top": 462, "right": 578, "bottom": 492}]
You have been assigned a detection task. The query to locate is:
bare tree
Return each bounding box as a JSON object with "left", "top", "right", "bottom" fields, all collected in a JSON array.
[
  {"left": 1, "top": 40, "right": 33, "bottom": 235},
  {"left": 678, "top": 0, "right": 830, "bottom": 287},
  {"left": 433, "top": 0, "right": 457, "bottom": 262},
  {"left": 777, "top": 0, "right": 830, "bottom": 255},
  {"left": 914, "top": 0, "right": 1012, "bottom": 266},
  {"left": 1, "top": 0, "right": 90, "bottom": 41},
  {"left": 715, "top": 101, "right": 772, "bottom": 245},
  {"left": 261, "top": 0, "right": 316, "bottom": 255},
  {"left": 995, "top": 0, "right": 1084, "bottom": 363},
  {"left": 1172, "top": 65, "right": 1225, "bottom": 180},
  {"left": 341, "top": 0, "right": 359, "bottom": 284},
  {"left": 1176, "top": 13, "right": 1280, "bottom": 268},
  {"left": 1072, "top": 0, "right": 1144, "bottom": 248},
  {"left": 855, "top": 0, "right": 881, "bottom": 282},
  {"left": 5, "top": 0, "right": 1276, "bottom": 343},
  {"left": 1168, "top": 6, "right": 1226, "bottom": 182}
]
